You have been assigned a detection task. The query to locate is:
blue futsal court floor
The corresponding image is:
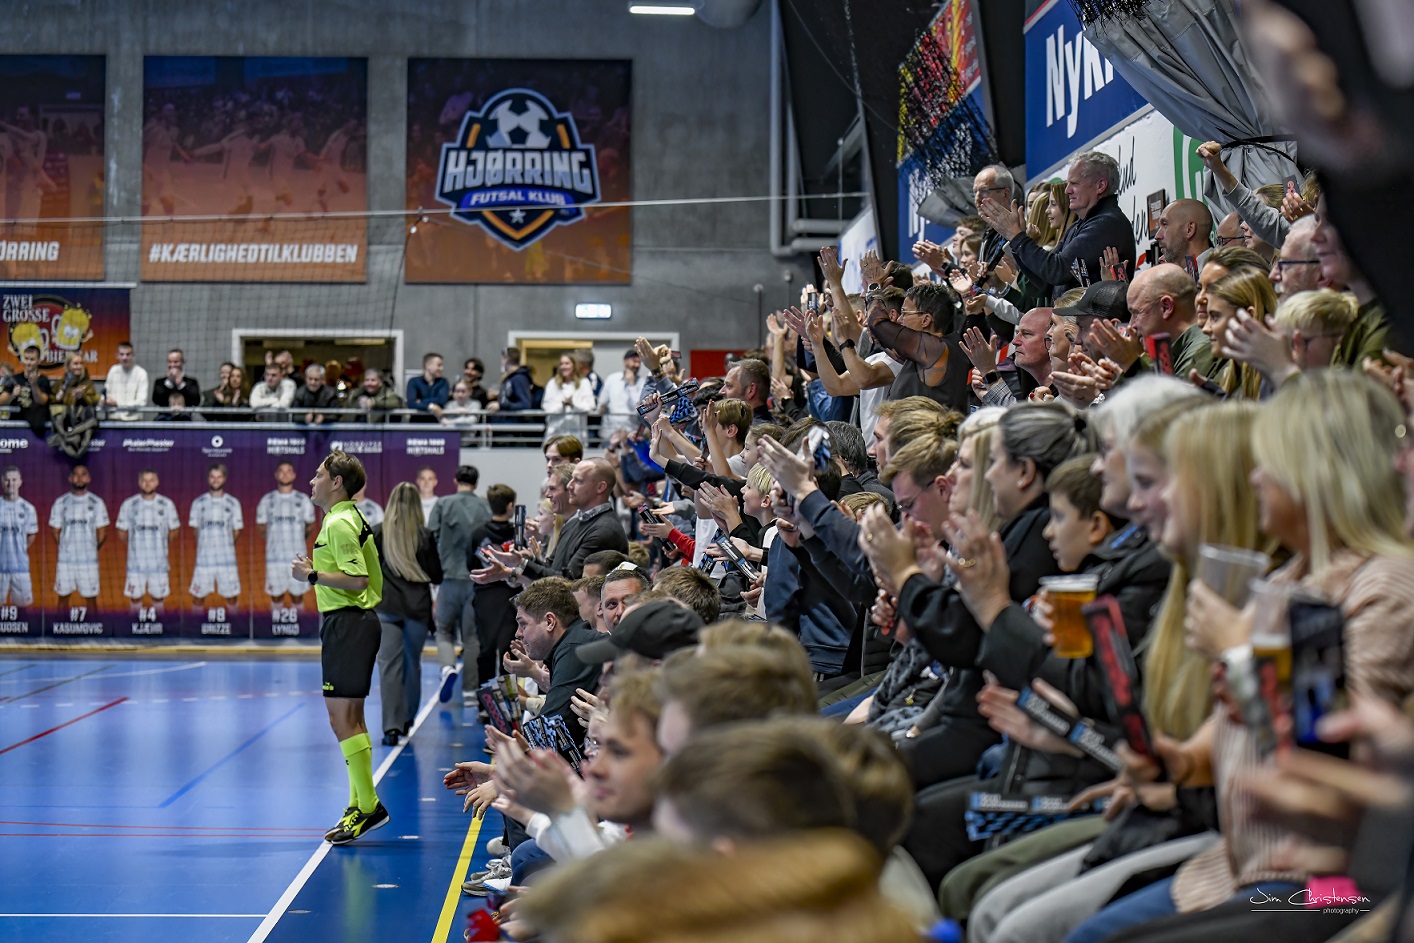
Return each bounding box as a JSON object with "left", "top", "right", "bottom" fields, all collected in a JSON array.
[{"left": 0, "top": 653, "right": 502, "bottom": 943}]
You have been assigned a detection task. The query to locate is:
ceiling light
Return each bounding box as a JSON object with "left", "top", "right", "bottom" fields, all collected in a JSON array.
[{"left": 629, "top": 4, "right": 696, "bottom": 14}]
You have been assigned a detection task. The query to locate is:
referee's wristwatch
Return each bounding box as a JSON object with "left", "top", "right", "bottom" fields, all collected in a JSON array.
[{"left": 307, "top": 570, "right": 319, "bottom": 586}]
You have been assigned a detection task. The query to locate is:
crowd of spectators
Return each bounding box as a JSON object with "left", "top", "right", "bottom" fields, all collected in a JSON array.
[
  {"left": 17, "top": 12, "right": 1414, "bottom": 940},
  {"left": 358, "top": 119, "right": 1414, "bottom": 943},
  {"left": 31, "top": 341, "right": 646, "bottom": 441}
]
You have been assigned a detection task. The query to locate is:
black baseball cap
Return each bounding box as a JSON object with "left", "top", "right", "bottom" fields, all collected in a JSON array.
[
  {"left": 1055, "top": 280, "right": 1130, "bottom": 323},
  {"left": 575, "top": 600, "right": 704, "bottom": 664}
]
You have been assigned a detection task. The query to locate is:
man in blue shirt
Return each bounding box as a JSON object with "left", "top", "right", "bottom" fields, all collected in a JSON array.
[{"left": 406, "top": 352, "right": 449, "bottom": 421}]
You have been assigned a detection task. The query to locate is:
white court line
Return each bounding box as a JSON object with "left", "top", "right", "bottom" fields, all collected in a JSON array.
[
  {"left": 102, "top": 662, "right": 208, "bottom": 680},
  {"left": 244, "top": 686, "right": 445, "bottom": 943},
  {"left": 0, "top": 913, "right": 265, "bottom": 918}
]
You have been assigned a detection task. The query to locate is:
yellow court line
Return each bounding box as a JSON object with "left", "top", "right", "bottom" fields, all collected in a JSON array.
[{"left": 431, "top": 810, "right": 488, "bottom": 943}]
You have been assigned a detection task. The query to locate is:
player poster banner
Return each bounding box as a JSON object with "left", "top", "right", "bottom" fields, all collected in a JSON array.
[
  {"left": 0, "top": 56, "right": 106, "bottom": 281},
  {"left": 0, "top": 426, "right": 456, "bottom": 640},
  {"left": 140, "top": 56, "right": 368, "bottom": 283},
  {"left": 406, "top": 58, "right": 631, "bottom": 284},
  {"left": 0, "top": 285, "right": 130, "bottom": 378}
]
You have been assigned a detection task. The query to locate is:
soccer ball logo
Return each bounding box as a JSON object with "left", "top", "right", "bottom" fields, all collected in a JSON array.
[{"left": 488, "top": 95, "right": 551, "bottom": 149}]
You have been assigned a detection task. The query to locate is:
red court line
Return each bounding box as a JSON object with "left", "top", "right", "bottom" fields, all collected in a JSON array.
[
  {"left": 0, "top": 820, "right": 324, "bottom": 833},
  {"left": 0, "top": 832, "right": 319, "bottom": 838},
  {"left": 0, "top": 698, "right": 127, "bottom": 755}
]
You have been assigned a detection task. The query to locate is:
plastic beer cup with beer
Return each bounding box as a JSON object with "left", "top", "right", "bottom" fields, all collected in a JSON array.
[
  {"left": 1040, "top": 573, "right": 1100, "bottom": 658},
  {"left": 1249, "top": 578, "right": 1294, "bottom": 692}
]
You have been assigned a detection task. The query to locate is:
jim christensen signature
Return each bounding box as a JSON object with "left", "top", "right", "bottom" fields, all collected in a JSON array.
[{"left": 1250, "top": 887, "right": 1372, "bottom": 907}]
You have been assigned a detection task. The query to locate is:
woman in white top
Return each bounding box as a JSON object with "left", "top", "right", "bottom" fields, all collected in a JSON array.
[
  {"left": 542, "top": 354, "right": 595, "bottom": 440},
  {"left": 439, "top": 380, "right": 482, "bottom": 428}
]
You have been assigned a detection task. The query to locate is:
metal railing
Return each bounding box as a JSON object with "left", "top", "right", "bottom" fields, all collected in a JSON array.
[{"left": 15, "top": 404, "right": 645, "bottom": 448}]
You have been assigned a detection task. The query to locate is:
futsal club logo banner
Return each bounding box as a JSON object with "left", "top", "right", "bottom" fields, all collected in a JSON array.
[
  {"left": 405, "top": 58, "right": 631, "bottom": 284},
  {"left": 436, "top": 89, "right": 601, "bottom": 250}
]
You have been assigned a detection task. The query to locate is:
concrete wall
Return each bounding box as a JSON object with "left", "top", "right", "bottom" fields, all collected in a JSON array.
[{"left": 3, "top": 0, "right": 808, "bottom": 381}]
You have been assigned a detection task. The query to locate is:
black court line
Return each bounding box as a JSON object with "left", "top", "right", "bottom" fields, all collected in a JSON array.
[
  {"left": 0, "top": 666, "right": 114, "bottom": 704},
  {"left": 0, "top": 663, "right": 37, "bottom": 680}
]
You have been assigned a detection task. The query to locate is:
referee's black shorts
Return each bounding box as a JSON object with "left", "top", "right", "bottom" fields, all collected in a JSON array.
[{"left": 320, "top": 606, "right": 381, "bottom": 698}]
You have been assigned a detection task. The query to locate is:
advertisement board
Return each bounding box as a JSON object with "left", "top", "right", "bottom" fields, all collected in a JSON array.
[
  {"left": 0, "top": 285, "right": 129, "bottom": 377},
  {"left": 0, "top": 426, "right": 457, "bottom": 640},
  {"left": 406, "top": 58, "right": 631, "bottom": 284},
  {"left": 139, "top": 56, "right": 368, "bottom": 282},
  {"left": 1023, "top": 0, "right": 1150, "bottom": 181},
  {"left": 0, "top": 55, "right": 106, "bottom": 281}
]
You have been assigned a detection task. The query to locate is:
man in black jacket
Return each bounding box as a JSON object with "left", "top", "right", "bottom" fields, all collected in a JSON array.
[
  {"left": 292, "top": 364, "right": 340, "bottom": 425},
  {"left": 508, "top": 577, "right": 601, "bottom": 749},
  {"left": 978, "top": 151, "right": 1136, "bottom": 298},
  {"left": 520, "top": 459, "right": 627, "bottom": 582}
]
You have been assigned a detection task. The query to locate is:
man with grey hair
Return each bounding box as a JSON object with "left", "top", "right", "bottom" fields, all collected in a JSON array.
[
  {"left": 1268, "top": 215, "right": 1323, "bottom": 297},
  {"left": 971, "top": 164, "right": 1015, "bottom": 265},
  {"left": 976, "top": 151, "right": 1135, "bottom": 298},
  {"left": 1154, "top": 198, "right": 1214, "bottom": 270},
  {"left": 292, "top": 362, "right": 339, "bottom": 425}
]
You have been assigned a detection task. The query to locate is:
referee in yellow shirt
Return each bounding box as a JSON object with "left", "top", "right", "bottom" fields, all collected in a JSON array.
[{"left": 292, "top": 450, "right": 389, "bottom": 845}]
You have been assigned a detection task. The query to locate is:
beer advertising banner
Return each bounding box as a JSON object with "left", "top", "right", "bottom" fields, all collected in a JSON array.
[
  {"left": 0, "top": 426, "right": 456, "bottom": 640},
  {"left": 0, "top": 55, "right": 106, "bottom": 281},
  {"left": 406, "top": 58, "right": 631, "bottom": 284},
  {"left": 0, "top": 285, "right": 130, "bottom": 377},
  {"left": 140, "top": 56, "right": 368, "bottom": 282}
]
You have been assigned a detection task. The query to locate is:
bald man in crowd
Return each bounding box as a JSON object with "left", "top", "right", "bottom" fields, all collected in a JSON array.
[
  {"left": 1215, "top": 211, "right": 1243, "bottom": 250},
  {"left": 1154, "top": 198, "right": 1214, "bottom": 270},
  {"left": 1125, "top": 263, "right": 1214, "bottom": 379}
]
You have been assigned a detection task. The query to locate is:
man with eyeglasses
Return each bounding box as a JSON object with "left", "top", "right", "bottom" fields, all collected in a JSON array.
[
  {"left": 975, "top": 152, "right": 1136, "bottom": 300},
  {"left": 1214, "top": 211, "right": 1244, "bottom": 248},
  {"left": 1268, "top": 216, "right": 1323, "bottom": 297},
  {"left": 1124, "top": 264, "right": 1214, "bottom": 379}
]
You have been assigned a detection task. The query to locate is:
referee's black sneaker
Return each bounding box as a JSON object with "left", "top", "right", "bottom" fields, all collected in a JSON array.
[
  {"left": 324, "top": 806, "right": 358, "bottom": 842},
  {"left": 326, "top": 802, "right": 390, "bottom": 845}
]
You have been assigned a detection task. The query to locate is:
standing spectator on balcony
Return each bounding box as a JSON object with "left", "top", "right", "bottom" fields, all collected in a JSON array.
[
  {"left": 460, "top": 357, "right": 494, "bottom": 408},
  {"left": 102, "top": 341, "right": 148, "bottom": 421},
  {"left": 152, "top": 349, "right": 200, "bottom": 421},
  {"left": 353, "top": 368, "right": 403, "bottom": 423},
  {"left": 572, "top": 348, "right": 602, "bottom": 398},
  {"left": 202, "top": 365, "right": 251, "bottom": 422},
  {"left": 273, "top": 350, "right": 299, "bottom": 389},
  {"left": 251, "top": 363, "right": 295, "bottom": 420},
  {"left": 486, "top": 347, "right": 534, "bottom": 414},
  {"left": 1, "top": 346, "right": 51, "bottom": 437},
  {"left": 406, "top": 352, "right": 449, "bottom": 422},
  {"left": 977, "top": 152, "right": 1136, "bottom": 296},
  {"left": 598, "top": 347, "right": 646, "bottom": 440},
  {"left": 293, "top": 364, "right": 339, "bottom": 425},
  {"left": 543, "top": 354, "right": 595, "bottom": 440}
]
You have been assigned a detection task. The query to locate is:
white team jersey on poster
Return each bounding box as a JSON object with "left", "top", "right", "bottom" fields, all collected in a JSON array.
[
  {"left": 267, "top": 133, "right": 305, "bottom": 180},
  {"left": 355, "top": 499, "right": 383, "bottom": 526},
  {"left": 116, "top": 494, "right": 180, "bottom": 575},
  {"left": 49, "top": 493, "right": 108, "bottom": 566},
  {"left": 0, "top": 496, "right": 38, "bottom": 574},
  {"left": 190, "top": 493, "right": 243, "bottom": 568},
  {"left": 256, "top": 490, "right": 315, "bottom": 562}
]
